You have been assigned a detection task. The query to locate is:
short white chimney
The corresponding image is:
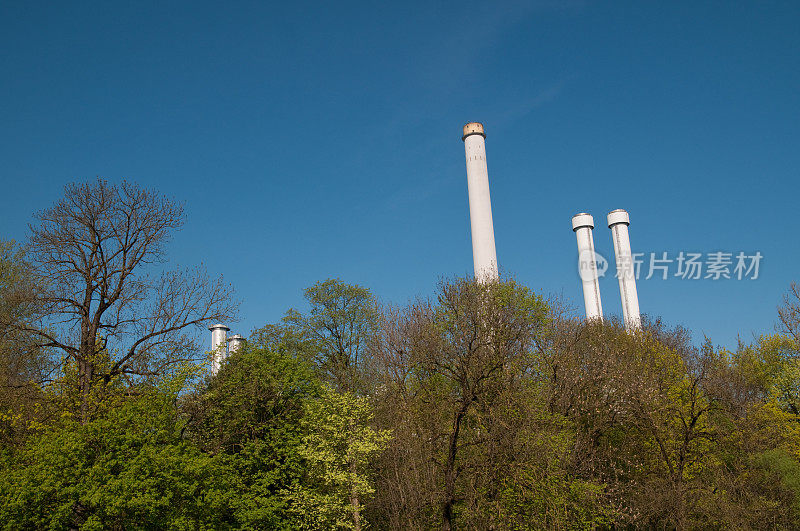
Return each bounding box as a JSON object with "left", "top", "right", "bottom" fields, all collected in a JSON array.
[
  {"left": 227, "top": 334, "right": 246, "bottom": 354},
  {"left": 208, "top": 323, "right": 229, "bottom": 374}
]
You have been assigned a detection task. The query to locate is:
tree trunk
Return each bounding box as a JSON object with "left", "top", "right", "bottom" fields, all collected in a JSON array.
[
  {"left": 350, "top": 458, "right": 361, "bottom": 531},
  {"left": 78, "top": 357, "right": 93, "bottom": 424},
  {"left": 442, "top": 401, "right": 469, "bottom": 531},
  {"left": 349, "top": 418, "right": 362, "bottom": 531}
]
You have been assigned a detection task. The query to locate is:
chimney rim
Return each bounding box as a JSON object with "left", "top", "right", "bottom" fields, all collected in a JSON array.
[
  {"left": 607, "top": 209, "right": 631, "bottom": 227},
  {"left": 572, "top": 212, "right": 595, "bottom": 231},
  {"left": 462, "top": 121, "right": 486, "bottom": 141}
]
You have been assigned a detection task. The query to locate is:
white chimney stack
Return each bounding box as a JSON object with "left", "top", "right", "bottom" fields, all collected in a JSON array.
[
  {"left": 227, "top": 334, "right": 246, "bottom": 354},
  {"left": 208, "top": 323, "right": 229, "bottom": 374},
  {"left": 462, "top": 122, "right": 499, "bottom": 283},
  {"left": 572, "top": 213, "right": 603, "bottom": 321},
  {"left": 607, "top": 209, "right": 641, "bottom": 330}
]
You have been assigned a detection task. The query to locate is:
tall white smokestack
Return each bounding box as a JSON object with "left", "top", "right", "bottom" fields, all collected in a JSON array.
[
  {"left": 462, "top": 122, "right": 498, "bottom": 283},
  {"left": 227, "top": 334, "right": 245, "bottom": 354},
  {"left": 607, "top": 209, "right": 641, "bottom": 330},
  {"left": 572, "top": 213, "right": 603, "bottom": 321},
  {"left": 208, "top": 323, "right": 229, "bottom": 374}
]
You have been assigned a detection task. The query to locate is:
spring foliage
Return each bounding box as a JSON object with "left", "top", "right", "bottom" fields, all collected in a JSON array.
[{"left": 2, "top": 217, "right": 800, "bottom": 528}]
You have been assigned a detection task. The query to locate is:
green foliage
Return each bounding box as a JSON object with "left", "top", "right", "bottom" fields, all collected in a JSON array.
[
  {"left": 186, "top": 340, "right": 320, "bottom": 528},
  {"left": 755, "top": 449, "right": 800, "bottom": 516},
  {"left": 3, "top": 271, "right": 800, "bottom": 529},
  {"left": 0, "top": 239, "right": 46, "bottom": 448},
  {"left": 187, "top": 334, "right": 389, "bottom": 530},
  {"left": 751, "top": 334, "right": 800, "bottom": 417},
  {"left": 285, "top": 385, "right": 391, "bottom": 529},
  {"left": 484, "top": 404, "right": 616, "bottom": 530},
  {"left": 189, "top": 341, "right": 318, "bottom": 454},
  {"left": 285, "top": 278, "right": 379, "bottom": 393},
  {"left": 248, "top": 316, "right": 318, "bottom": 365},
  {"left": 496, "top": 472, "right": 612, "bottom": 530},
  {"left": 0, "top": 388, "right": 235, "bottom": 530}
]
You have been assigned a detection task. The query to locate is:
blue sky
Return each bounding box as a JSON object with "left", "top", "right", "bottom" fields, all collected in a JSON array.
[{"left": 1, "top": 1, "right": 798, "bottom": 348}]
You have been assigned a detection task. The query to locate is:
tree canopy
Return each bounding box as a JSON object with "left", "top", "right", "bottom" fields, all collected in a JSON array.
[{"left": 2, "top": 180, "right": 800, "bottom": 529}]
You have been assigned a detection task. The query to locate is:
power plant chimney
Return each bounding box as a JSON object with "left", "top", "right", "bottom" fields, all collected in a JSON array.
[
  {"left": 607, "top": 209, "right": 641, "bottom": 330},
  {"left": 208, "top": 323, "right": 229, "bottom": 374},
  {"left": 209, "top": 323, "right": 229, "bottom": 351},
  {"left": 572, "top": 213, "right": 603, "bottom": 321},
  {"left": 227, "top": 334, "right": 246, "bottom": 354},
  {"left": 462, "top": 122, "right": 499, "bottom": 283}
]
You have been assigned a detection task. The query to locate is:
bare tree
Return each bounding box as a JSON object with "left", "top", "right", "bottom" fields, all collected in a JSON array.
[
  {"left": 777, "top": 282, "right": 800, "bottom": 347},
  {"left": 373, "top": 277, "right": 548, "bottom": 530},
  {"left": 17, "top": 179, "right": 237, "bottom": 421}
]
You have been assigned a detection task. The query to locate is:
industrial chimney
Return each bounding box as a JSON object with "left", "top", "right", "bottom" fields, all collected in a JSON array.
[
  {"left": 572, "top": 213, "right": 603, "bottom": 321},
  {"left": 209, "top": 323, "right": 229, "bottom": 351},
  {"left": 607, "top": 209, "right": 641, "bottom": 330},
  {"left": 462, "top": 122, "right": 499, "bottom": 283},
  {"left": 227, "top": 334, "right": 246, "bottom": 354},
  {"left": 208, "top": 323, "right": 229, "bottom": 374}
]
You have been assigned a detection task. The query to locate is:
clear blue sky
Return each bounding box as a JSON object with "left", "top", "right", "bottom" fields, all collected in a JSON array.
[{"left": 1, "top": 1, "right": 798, "bottom": 348}]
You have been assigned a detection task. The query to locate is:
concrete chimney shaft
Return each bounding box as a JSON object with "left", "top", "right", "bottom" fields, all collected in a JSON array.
[
  {"left": 462, "top": 122, "right": 499, "bottom": 283},
  {"left": 607, "top": 209, "right": 641, "bottom": 330},
  {"left": 572, "top": 213, "right": 603, "bottom": 321}
]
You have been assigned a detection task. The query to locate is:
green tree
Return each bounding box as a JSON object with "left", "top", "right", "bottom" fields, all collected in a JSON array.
[
  {"left": 0, "top": 239, "right": 50, "bottom": 448},
  {"left": 286, "top": 385, "right": 390, "bottom": 530},
  {"left": 701, "top": 336, "right": 800, "bottom": 527},
  {"left": 747, "top": 334, "right": 800, "bottom": 419},
  {"left": 286, "top": 279, "right": 379, "bottom": 393},
  {"left": 0, "top": 373, "right": 236, "bottom": 530},
  {"left": 371, "top": 277, "right": 552, "bottom": 529},
  {"left": 185, "top": 329, "right": 320, "bottom": 528}
]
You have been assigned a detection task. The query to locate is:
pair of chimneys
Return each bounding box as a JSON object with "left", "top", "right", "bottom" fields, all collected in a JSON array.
[
  {"left": 461, "top": 122, "right": 641, "bottom": 331},
  {"left": 572, "top": 210, "right": 641, "bottom": 330},
  {"left": 208, "top": 324, "right": 246, "bottom": 374}
]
